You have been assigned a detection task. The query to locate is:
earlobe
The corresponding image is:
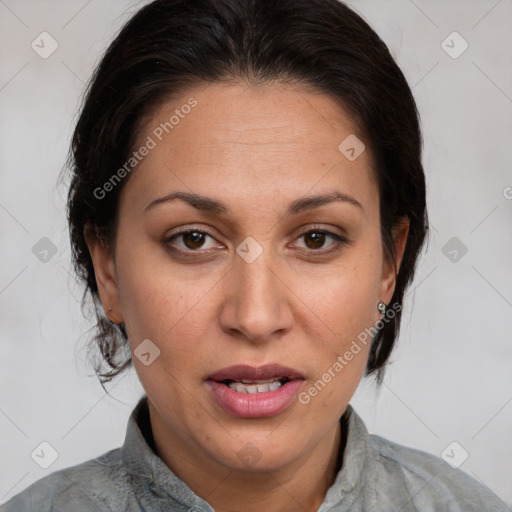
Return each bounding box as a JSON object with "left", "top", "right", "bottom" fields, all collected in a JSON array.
[
  {"left": 380, "top": 217, "right": 410, "bottom": 305},
  {"left": 84, "top": 223, "right": 124, "bottom": 324}
]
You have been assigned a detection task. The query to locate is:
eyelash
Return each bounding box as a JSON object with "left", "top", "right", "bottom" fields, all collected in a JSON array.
[{"left": 163, "top": 225, "right": 349, "bottom": 256}]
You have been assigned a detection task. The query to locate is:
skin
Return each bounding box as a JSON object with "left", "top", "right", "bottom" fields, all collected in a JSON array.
[{"left": 86, "top": 81, "right": 409, "bottom": 512}]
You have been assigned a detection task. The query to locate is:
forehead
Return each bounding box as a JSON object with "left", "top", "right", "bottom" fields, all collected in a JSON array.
[{"left": 122, "top": 81, "right": 377, "bottom": 215}]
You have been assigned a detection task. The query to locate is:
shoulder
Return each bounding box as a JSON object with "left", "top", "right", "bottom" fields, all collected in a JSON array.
[
  {"left": 368, "top": 433, "right": 510, "bottom": 511},
  {"left": 0, "top": 448, "right": 132, "bottom": 512}
]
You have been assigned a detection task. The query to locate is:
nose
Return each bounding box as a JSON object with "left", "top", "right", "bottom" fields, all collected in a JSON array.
[{"left": 219, "top": 248, "right": 294, "bottom": 344}]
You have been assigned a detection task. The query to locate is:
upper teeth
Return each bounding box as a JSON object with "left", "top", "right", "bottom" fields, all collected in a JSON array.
[
  {"left": 241, "top": 378, "right": 276, "bottom": 384},
  {"left": 228, "top": 378, "right": 283, "bottom": 393}
]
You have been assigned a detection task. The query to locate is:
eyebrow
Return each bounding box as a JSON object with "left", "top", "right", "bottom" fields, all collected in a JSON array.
[{"left": 144, "top": 190, "right": 363, "bottom": 216}]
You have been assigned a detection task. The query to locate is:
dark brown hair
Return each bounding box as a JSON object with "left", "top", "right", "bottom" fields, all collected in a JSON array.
[{"left": 66, "top": 0, "right": 429, "bottom": 386}]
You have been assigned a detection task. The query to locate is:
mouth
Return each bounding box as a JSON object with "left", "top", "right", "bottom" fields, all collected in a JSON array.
[
  {"left": 206, "top": 364, "right": 305, "bottom": 418},
  {"left": 207, "top": 363, "right": 304, "bottom": 379}
]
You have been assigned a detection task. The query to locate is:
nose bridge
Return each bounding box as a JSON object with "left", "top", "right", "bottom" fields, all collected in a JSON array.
[{"left": 219, "top": 243, "right": 293, "bottom": 342}]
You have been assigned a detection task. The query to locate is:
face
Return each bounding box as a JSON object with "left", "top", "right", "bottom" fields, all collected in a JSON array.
[{"left": 87, "top": 81, "right": 408, "bottom": 475}]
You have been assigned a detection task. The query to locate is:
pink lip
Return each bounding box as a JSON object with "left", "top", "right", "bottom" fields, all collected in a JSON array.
[
  {"left": 206, "top": 363, "right": 305, "bottom": 382},
  {"left": 206, "top": 364, "right": 305, "bottom": 418}
]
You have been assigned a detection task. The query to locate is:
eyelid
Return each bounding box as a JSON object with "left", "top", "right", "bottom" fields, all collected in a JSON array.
[
  {"left": 295, "top": 224, "right": 347, "bottom": 239},
  {"left": 293, "top": 225, "right": 349, "bottom": 250},
  {"left": 163, "top": 225, "right": 221, "bottom": 249}
]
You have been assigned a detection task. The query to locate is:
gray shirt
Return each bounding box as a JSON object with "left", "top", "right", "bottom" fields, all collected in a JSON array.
[{"left": 1, "top": 396, "right": 509, "bottom": 511}]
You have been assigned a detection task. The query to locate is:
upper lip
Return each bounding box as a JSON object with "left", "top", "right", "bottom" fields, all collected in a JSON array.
[{"left": 207, "top": 364, "right": 305, "bottom": 382}]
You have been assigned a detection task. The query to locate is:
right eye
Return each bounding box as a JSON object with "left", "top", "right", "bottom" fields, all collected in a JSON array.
[{"left": 163, "top": 228, "right": 222, "bottom": 252}]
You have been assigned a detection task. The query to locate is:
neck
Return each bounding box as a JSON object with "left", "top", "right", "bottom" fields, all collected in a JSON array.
[{"left": 148, "top": 408, "right": 349, "bottom": 512}]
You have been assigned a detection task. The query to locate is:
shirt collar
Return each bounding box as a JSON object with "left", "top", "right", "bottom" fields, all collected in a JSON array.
[
  {"left": 320, "top": 402, "right": 376, "bottom": 510},
  {"left": 122, "top": 395, "right": 374, "bottom": 511}
]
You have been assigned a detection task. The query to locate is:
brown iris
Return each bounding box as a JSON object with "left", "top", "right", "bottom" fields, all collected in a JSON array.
[
  {"left": 182, "top": 231, "right": 207, "bottom": 249},
  {"left": 304, "top": 231, "right": 326, "bottom": 250}
]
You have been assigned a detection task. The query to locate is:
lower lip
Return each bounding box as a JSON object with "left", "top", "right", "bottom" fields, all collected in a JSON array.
[{"left": 207, "top": 380, "right": 304, "bottom": 418}]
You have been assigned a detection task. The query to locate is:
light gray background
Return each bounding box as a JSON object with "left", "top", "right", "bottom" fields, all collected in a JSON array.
[{"left": 1, "top": 0, "right": 511, "bottom": 507}]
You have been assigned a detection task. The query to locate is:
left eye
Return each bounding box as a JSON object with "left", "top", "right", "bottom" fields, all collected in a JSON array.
[{"left": 294, "top": 229, "right": 347, "bottom": 251}]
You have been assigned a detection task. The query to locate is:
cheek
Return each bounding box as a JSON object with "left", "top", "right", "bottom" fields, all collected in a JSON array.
[
  {"left": 292, "top": 247, "right": 380, "bottom": 398},
  {"left": 116, "top": 264, "right": 212, "bottom": 404},
  {"left": 114, "top": 242, "right": 203, "bottom": 347},
  {"left": 296, "top": 255, "right": 381, "bottom": 341}
]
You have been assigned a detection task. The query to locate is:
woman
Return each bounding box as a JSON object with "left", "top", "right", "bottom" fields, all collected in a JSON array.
[{"left": 1, "top": 0, "right": 508, "bottom": 511}]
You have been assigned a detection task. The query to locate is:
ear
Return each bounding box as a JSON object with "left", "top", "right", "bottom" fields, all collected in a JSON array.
[
  {"left": 84, "top": 223, "right": 124, "bottom": 324},
  {"left": 379, "top": 216, "right": 410, "bottom": 305}
]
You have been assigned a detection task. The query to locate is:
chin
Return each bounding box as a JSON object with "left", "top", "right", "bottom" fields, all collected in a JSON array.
[{"left": 206, "top": 432, "right": 304, "bottom": 473}]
